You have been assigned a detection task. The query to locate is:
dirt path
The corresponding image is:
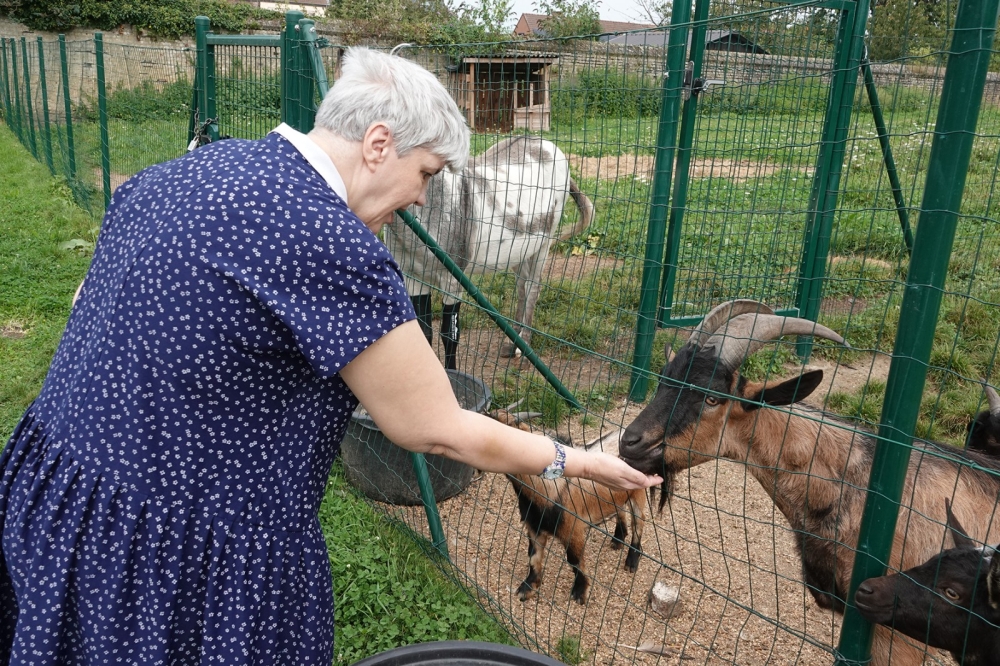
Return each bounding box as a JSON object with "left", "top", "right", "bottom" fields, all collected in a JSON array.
[{"left": 566, "top": 154, "right": 812, "bottom": 185}]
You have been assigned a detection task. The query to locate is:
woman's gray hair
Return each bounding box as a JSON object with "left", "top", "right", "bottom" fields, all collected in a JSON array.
[{"left": 315, "top": 47, "right": 470, "bottom": 171}]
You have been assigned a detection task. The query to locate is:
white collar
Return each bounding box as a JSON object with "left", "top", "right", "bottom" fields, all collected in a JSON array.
[{"left": 270, "top": 123, "right": 349, "bottom": 204}]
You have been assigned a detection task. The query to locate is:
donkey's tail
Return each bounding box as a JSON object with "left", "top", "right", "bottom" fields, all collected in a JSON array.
[{"left": 559, "top": 178, "right": 595, "bottom": 242}]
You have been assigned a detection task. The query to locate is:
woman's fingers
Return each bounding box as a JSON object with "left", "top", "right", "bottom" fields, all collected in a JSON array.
[{"left": 588, "top": 452, "right": 662, "bottom": 490}]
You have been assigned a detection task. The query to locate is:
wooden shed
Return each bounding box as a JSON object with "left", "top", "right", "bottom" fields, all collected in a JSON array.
[{"left": 449, "top": 54, "right": 559, "bottom": 133}]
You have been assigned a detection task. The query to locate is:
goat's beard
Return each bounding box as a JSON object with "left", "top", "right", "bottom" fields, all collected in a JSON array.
[{"left": 655, "top": 463, "right": 679, "bottom": 513}]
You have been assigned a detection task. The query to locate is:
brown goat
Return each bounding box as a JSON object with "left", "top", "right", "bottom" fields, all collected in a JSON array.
[
  {"left": 619, "top": 299, "right": 1000, "bottom": 666},
  {"left": 492, "top": 409, "right": 647, "bottom": 604}
]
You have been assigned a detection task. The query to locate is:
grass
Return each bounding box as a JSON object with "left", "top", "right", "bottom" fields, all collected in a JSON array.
[{"left": 0, "top": 123, "right": 512, "bottom": 664}]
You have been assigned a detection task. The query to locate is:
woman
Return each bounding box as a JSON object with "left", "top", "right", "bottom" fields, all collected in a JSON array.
[{"left": 0, "top": 47, "right": 659, "bottom": 665}]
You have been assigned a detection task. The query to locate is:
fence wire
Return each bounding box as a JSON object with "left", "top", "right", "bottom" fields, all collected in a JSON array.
[{"left": 3, "top": 5, "right": 1000, "bottom": 664}]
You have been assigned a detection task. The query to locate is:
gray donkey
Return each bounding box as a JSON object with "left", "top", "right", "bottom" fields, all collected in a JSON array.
[{"left": 384, "top": 136, "right": 594, "bottom": 370}]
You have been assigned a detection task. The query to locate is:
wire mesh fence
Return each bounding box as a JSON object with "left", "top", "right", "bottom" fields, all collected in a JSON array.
[{"left": 2, "top": 3, "right": 1000, "bottom": 664}]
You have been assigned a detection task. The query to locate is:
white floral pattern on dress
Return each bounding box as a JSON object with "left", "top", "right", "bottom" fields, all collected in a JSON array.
[{"left": 0, "top": 129, "right": 415, "bottom": 665}]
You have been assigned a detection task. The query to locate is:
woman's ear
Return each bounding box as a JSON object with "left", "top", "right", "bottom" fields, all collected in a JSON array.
[{"left": 361, "top": 122, "right": 393, "bottom": 169}]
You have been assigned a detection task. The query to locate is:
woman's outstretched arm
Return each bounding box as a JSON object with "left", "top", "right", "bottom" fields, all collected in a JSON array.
[{"left": 339, "top": 320, "right": 661, "bottom": 491}]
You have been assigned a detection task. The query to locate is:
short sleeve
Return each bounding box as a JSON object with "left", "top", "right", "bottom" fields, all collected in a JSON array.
[{"left": 201, "top": 168, "right": 416, "bottom": 378}]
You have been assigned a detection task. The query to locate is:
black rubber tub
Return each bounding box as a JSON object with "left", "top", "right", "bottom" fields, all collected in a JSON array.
[
  {"left": 340, "top": 370, "right": 491, "bottom": 506},
  {"left": 351, "top": 641, "right": 566, "bottom": 666}
]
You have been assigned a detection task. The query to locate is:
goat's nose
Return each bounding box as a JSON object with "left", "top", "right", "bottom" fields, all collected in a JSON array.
[
  {"left": 619, "top": 428, "right": 644, "bottom": 457},
  {"left": 856, "top": 581, "right": 874, "bottom": 598}
]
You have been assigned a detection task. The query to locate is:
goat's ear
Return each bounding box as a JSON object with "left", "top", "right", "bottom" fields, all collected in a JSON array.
[
  {"left": 743, "top": 370, "right": 824, "bottom": 410},
  {"left": 664, "top": 342, "right": 675, "bottom": 364},
  {"left": 944, "top": 498, "right": 975, "bottom": 549},
  {"left": 988, "top": 547, "right": 1000, "bottom": 609}
]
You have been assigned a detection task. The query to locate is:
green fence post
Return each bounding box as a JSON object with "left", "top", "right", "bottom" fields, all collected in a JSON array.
[
  {"left": 10, "top": 37, "right": 28, "bottom": 148},
  {"left": 59, "top": 35, "right": 77, "bottom": 184},
  {"left": 36, "top": 37, "right": 54, "bottom": 175},
  {"left": 0, "top": 37, "right": 13, "bottom": 126},
  {"left": 194, "top": 16, "right": 219, "bottom": 143},
  {"left": 295, "top": 18, "right": 318, "bottom": 132},
  {"left": 795, "top": 0, "right": 871, "bottom": 360},
  {"left": 94, "top": 32, "right": 111, "bottom": 210},
  {"left": 861, "top": 53, "right": 913, "bottom": 253},
  {"left": 281, "top": 11, "right": 304, "bottom": 130},
  {"left": 628, "top": 0, "right": 692, "bottom": 402},
  {"left": 834, "top": 0, "right": 1000, "bottom": 661},
  {"left": 8, "top": 39, "right": 23, "bottom": 143},
  {"left": 1, "top": 39, "right": 12, "bottom": 130},
  {"left": 657, "top": 0, "right": 711, "bottom": 328},
  {"left": 20, "top": 38, "right": 38, "bottom": 159}
]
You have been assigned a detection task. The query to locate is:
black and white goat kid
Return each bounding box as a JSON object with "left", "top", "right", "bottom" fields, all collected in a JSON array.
[
  {"left": 619, "top": 299, "right": 1000, "bottom": 666},
  {"left": 492, "top": 406, "right": 646, "bottom": 604}
]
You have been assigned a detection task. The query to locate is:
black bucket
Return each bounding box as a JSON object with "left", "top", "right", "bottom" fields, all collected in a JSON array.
[
  {"left": 339, "top": 370, "right": 491, "bottom": 506},
  {"left": 351, "top": 641, "right": 566, "bottom": 666}
]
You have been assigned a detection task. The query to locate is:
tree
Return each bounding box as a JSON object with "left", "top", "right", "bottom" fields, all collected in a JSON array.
[
  {"left": 535, "top": 0, "right": 602, "bottom": 38},
  {"left": 633, "top": 0, "right": 670, "bottom": 25}
]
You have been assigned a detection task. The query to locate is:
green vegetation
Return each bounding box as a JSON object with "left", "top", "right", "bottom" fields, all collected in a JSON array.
[
  {"left": 555, "top": 634, "right": 590, "bottom": 665},
  {"left": 0, "top": 123, "right": 511, "bottom": 665},
  {"left": 322, "top": 466, "right": 512, "bottom": 664},
  {"left": 0, "top": 131, "right": 95, "bottom": 432},
  {"left": 0, "top": 0, "right": 280, "bottom": 39}
]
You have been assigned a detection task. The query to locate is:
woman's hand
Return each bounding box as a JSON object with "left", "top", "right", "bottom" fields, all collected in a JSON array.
[{"left": 565, "top": 448, "right": 662, "bottom": 491}]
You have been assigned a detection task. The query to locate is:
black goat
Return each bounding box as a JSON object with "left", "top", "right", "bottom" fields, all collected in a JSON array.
[
  {"left": 619, "top": 299, "right": 1000, "bottom": 666},
  {"left": 856, "top": 500, "right": 1000, "bottom": 666},
  {"left": 967, "top": 383, "right": 1000, "bottom": 457}
]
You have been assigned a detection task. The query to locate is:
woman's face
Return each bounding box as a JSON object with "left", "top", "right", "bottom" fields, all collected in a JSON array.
[{"left": 363, "top": 146, "right": 445, "bottom": 235}]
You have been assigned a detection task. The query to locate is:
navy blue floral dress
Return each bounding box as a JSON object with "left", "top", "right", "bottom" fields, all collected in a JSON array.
[{"left": 0, "top": 127, "right": 415, "bottom": 665}]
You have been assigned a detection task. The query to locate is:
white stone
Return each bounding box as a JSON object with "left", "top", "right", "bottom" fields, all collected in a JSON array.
[{"left": 648, "top": 581, "right": 681, "bottom": 619}]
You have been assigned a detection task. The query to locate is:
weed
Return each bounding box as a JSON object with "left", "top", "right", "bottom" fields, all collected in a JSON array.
[{"left": 555, "top": 634, "right": 590, "bottom": 665}]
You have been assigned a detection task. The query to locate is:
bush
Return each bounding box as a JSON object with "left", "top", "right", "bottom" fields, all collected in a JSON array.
[
  {"left": 551, "top": 69, "right": 661, "bottom": 121},
  {"left": 77, "top": 77, "right": 192, "bottom": 122},
  {"left": 0, "top": 0, "right": 281, "bottom": 39}
]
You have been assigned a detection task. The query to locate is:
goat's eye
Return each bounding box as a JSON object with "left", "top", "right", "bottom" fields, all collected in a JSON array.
[
  {"left": 943, "top": 587, "right": 960, "bottom": 601},
  {"left": 705, "top": 396, "right": 721, "bottom": 406}
]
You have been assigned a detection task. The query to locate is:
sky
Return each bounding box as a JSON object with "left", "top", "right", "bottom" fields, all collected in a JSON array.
[{"left": 504, "top": 0, "right": 655, "bottom": 28}]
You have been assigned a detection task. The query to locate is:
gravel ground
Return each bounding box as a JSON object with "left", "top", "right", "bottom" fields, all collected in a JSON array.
[{"left": 366, "top": 345, "right": 959, "bottom": 666}]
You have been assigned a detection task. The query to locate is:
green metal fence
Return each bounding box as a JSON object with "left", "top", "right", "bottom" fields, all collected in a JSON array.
[{"left": 4, "top": 3, "right": 1000, "bottom": 663}]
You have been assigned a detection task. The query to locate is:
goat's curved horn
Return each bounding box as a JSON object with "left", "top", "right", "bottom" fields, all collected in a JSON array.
[
  {"left": 985, "top": 383, "right": 1000, "bottom": 417},
  {"left": 707, "top": 314, "right": 847, "bottom": 369},
  {"left": 687, "top": 300, "right": 775, "bottom": 348}
]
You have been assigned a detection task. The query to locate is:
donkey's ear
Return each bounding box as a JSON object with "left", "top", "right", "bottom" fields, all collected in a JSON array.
[
  {"left": 989, "top": 546, "right": 1000, "bottom": 609},
  {"left": 945, "top": 499, "right": 975, "bottom": 549},
  {"left": 744, "top": 370, "right": 824, "bottom": 410}
]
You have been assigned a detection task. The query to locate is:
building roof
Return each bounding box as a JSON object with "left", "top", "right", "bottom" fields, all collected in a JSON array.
[
  {"left": 601, "top": 29, "right": 767, "bottom": 53},
  {"left": 513, "top": 13, "right": 656, "bottom": 37}
]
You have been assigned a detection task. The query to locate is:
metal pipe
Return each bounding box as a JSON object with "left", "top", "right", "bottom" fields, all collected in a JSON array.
[
  {"left": 861, "top": 54, "right": 913, "bottom": 253},
  {"left": 409, "top": 451, "right": 449, "bottom": 558},
  {"left": 834, "top": 0, "right": 1000, "bottom": 660},
  {"left": 395, "top": 208, "right": 582, "bottom": 411}
]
